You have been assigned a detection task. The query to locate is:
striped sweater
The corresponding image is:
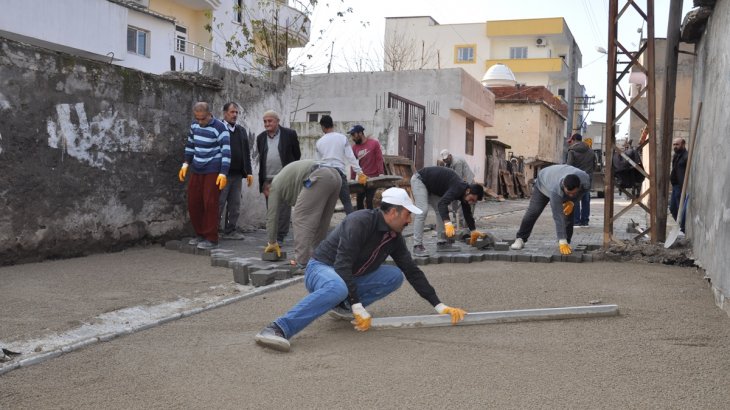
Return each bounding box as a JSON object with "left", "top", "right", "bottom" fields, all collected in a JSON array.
[{"left": 184, "top": 118, "right": 231, "bottom": 175}]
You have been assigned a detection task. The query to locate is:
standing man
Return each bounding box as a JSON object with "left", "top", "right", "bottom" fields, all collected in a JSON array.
[
  {"left": 256, "top": 110, "right": 301, "bottom": 243},
  {"left": 349, "top": 124, "right": 384, "bottom": 210},
  {"left": 178, "top": 102, "right": 230, "bottom": 250},
  {"left": 218, "top": 102, "right": 253, "bottom": 240},
  {"left": 509, "top": 164, "right": 590, "bottom": 255},
  {"left": 566, "top": 134, "right": 596, "bottom": 227},
  {"left": 440, "top": 149, "right": 475, "bottom": 232},
  {"left": 669, "top": 137, "right": 688, "bottom": 232},
  {"left": 410, "top": 166, "right": 485, "bottom": 257},
  {"left": 263, "top": 160, "right": 341, "bottom": 270},
  {"left": 254, "top": 187, "right": 467, "bottom": 352},
  {"left": 316, "top": 115, "right": 367, "bottom": 214}
]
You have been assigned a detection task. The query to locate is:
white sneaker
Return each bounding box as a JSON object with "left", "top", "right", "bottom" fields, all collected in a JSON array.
[{"left": 510, "top": 238, "right": 524, "bottom": 250}]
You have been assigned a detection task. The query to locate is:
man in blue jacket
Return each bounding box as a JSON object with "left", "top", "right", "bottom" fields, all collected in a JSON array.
[{"left": 510, "top": 164, "right": 590, "bottom": 255}]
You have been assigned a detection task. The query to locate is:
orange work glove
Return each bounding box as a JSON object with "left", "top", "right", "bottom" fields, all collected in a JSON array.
[
  {"left": 246, "top": 175, "right": 254, "bottom": 187},
  {"left": 216, "top": 174, "right": 227, "bottom": 190},
  {"left": 350, "top": 303, "right": 371, "bottom": 331},
  {"left": 178, "top": 163, "right": 188, "bottom": 182},
  {"left": 435, "top": 303, "right": 467, "bottom": 324}
]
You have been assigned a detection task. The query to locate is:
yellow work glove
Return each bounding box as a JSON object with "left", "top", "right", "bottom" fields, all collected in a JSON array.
[
  {"left": 246, "top": 175, "right": 253, "bottom": 187},
  {"left": 444, "top": 222, "right": 456, "bottom": 238},
  {"left": 178, "top": 163, "right": 188, "bottom": 182},
  {"left": 563, "top": 201, "right": 574, "bottom": 216},
  {"left": 216, "top": 174, "right": 227, "bottom": 190},
  {"left": 264, "top": 242, "right": 281, "bottom": 258},
  {"left": 357, "top": 173, "right": 368, "bottom": 185},
  {"left": 435, "top": 303, "right": 467, "bottom": 324},
  {"left": 469, "top": 230, "right": 485, "bottom": 245},
  {"left": 350, "top": 303, "right": 371, "bottom": 332},
  {"left": 558, "top": 239, "right": 572, "bottom": 255}
]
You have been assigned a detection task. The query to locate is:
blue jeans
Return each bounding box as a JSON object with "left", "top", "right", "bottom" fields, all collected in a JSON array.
[
  {"left": 274, "top": 259, "right": 404, "bottom": 339},
  {"left": 573, "top": 191, "right": 590, "bottom": 225}
]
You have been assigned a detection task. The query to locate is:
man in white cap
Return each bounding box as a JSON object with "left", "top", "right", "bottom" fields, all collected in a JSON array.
[{"left": 255, "top": 187, "right": 468, "bottom": 352}]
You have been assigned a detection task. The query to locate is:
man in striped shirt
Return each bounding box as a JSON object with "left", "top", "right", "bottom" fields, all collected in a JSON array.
[{"left": 178, "top": 102, "right": 231, "bottom": 250}]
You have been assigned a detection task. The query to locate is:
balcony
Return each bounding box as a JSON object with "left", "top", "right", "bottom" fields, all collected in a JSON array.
[
  {"left": 167, "top": 0, "right": 221, "bottom": 10},
  {"left": 249, "top": 2, "right": 311, "bottom": 47},
  {"left": 486, "top": 57, "right": 568, "bottom": 75},
  {"left": 173, "top": 39, "right": 221, "bottom": 73}
]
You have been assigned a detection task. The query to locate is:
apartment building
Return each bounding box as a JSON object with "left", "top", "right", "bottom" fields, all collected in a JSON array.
[
  {"left": 0, "top": 0, "right": 310, "bottom": 75},
  {"left": 385, "top": 16, "right": 584, "bottom": 135}
]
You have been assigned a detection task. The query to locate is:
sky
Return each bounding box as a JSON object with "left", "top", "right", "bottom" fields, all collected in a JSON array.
[{"left": 290, "top": 0, "right": 695, "bottom": 134}]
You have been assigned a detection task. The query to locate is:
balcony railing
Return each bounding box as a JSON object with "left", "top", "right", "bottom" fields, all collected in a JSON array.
[
  {"left": 249, "top": 2, "right": 311, "bottom": 47},
  {"left": 173, "top": 39, "right": 220, "bottom": 73}
]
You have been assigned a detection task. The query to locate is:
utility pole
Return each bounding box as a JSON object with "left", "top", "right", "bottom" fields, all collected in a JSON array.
[
  {"left": 657, "top": 0, "right": 684, "bottom": 241},
  {"left": 327, "top": 41, "right": 334, "bottom": 74}
]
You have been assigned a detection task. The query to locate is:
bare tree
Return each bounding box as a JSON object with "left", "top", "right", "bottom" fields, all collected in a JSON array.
[{"left": 384, "top": 26, "right": 438, "bottom": 71}]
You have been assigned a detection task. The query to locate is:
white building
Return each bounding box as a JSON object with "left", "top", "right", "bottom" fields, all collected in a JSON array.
[
  {"left": 290, "top": 68, "right": 495, "bottom": 182},
  {"left": 0, "top": 0, "right": 310, "bottom": 75}
]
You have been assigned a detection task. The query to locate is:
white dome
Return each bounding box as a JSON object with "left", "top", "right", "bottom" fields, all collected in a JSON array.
[{"left": 481, "top": 63, "right": 517, "bottom": 87}]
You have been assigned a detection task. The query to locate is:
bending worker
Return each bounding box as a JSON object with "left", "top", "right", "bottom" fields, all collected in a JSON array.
[
  {"left": 255, "top": 187, "right": 467, "bottom": 352},
  {"left": 263, "top": 160, "right": 341, "bottom": 270},
  {"left": 510, "top": 164, "right": 590, "bottom": 255}
]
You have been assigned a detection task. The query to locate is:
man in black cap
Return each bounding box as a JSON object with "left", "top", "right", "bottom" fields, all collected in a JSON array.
[
  {"left": 410, "top": 166, "right": 485, "bottom": 256},
  {"left": 349, "top": 124, "right": 384, "bottom": 210}
]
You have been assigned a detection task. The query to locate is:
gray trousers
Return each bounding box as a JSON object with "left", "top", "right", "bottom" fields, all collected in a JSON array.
[
  {"left": 218, "top": 174, "right": 242, "bottom": 234},
  {"left": 336, "top": 168, "right": 355, "bottom": 214},
  {"left": 516, "top": 185, "right": 574, "bottom": 243},
  {"left": 292, "top": 167, "right": 341, "bottom": 266},
  {"left": 411, "top": 174, "right": 446, "bottom": 247}
]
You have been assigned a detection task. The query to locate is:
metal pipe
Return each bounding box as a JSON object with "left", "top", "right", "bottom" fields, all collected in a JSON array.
[{"left": 370, "top": 305, "right": 619, "bottom": 329}]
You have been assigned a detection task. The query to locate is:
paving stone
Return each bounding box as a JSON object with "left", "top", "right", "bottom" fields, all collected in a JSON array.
[
  {"left": 165, "top": 240, "right": 182, "bottom": 251},
  {"left": 261, "top": 251, "right": 287, "bottom": 262},
  {"left": 566, "top": 253, "right": 583, "bottom": 263},
  {"left": 473, "top": 238, "right": 493, "bottom": 250},
  {"left": 249, "top": 270, "right": 277, "bottom": 287},
  {"left": 428, "top": 256, "right": 443, "bottom": 264},
  {"left": 533, "top": 255, "right": 552, "bottom": 263},
  {"left": 195, "top": 247, "right": 212, "bottom": 256},
  {"left": 232, "top": 262, "right": 249, "bottom": 285},
  {"left": 469, "top": 254, "right": 484, "bottom": 262},
  {"left": 551, "top": 254, "right": 567, "bottom": 262},
  {"left": 180, "top": 244, "right": 197, "bottom": 254},
  {"left": 494, "top": 242, "right": 510, "bottom": 251},
  {"left": 582, "top": 253, "right": 594, "bottom": 262},
  {"left": 481, "top": 253, "right": 496, "bottom": 261},
  {"left": 273, "top": 269, "right": 293, "bottom": 280},
  {"left": 452, "top": 254, "right": 470, "bottom": 263},
  {"left": 211, "top": 255, "right": 232, "bottom": 268},
  {"left": 414, "top": 256, "right": 430, "bottom": 266},
  {"left": 497, "top": 253, "right": 513, "bottom": 262},
  {"left": 516, "top": 254, "right": 532, "bottom": 263},
  {"left": 439, "top": 255, "right": 454, "bottom": 263}
]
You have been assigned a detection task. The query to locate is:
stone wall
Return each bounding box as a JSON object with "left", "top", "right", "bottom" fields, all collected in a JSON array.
[
  {"left": 689, "top": 0, "right": 730, "bottom": 317},
  {"left": 0, "top": 37, "right": 287, "bottom": 264}
]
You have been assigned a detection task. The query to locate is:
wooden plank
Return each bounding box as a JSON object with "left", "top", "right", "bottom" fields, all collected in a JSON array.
[{"left": 371, "top": 305, "right": 619, "bottom": 329}]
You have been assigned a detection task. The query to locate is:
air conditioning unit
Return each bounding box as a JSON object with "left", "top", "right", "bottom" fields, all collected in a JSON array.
[{"left": 535, "top": 37, "right": 547, "bottom": 47}]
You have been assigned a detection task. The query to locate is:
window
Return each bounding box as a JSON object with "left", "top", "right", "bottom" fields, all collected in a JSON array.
[
  {"left": 509, "top": 47, "right": 528, "bottom": 59},
  {"left": 127, "top": 26, "right": 149, "bottom": 56},
  {"left": 465, "top": 118, "right": 474, "bottom": 155},
  {"left": 175, "top": 25, "right": 187, "bottom": 53},
  {"left": 454, "top": 45, "right": 475, "bottom": 64},
  {"left": 558, "top": 89, "right": 566, "bottom": 99},
  {"left": 307, "top": 111, "right": 330, "bottom": 122},
  {"left": 235, "top": 0, "right": 243, "bottom": 23}
]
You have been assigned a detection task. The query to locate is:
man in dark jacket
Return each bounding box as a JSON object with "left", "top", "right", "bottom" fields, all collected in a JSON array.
[
  {"left": 410, "top": 166, "right": 485, "bottom": 256},
  {"left": 256, "top": 110, "right": 301, "bottom": 242},
  {"left": 566, "top": 134, "right": 596, "bottom": 226},
  {"left": 218, "top": 102, "right": 253, "bottom": 240},
  {"left": 254, "top": 188, "right": 467, "bottom": 352},
  {"left": 669, "top": 137, "right": 688, "bottom": 231}
]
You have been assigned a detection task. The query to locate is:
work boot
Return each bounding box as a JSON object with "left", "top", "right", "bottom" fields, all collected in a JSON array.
[
  {"left": 255, "top": 322, "right": 290, "bottom": 352},
  {"left": 510, "top": 238, "right": 525, "bottom": 250},
  {"left": 196, "top": 240, "right": 218, "bottom": 250},
  {"left": 221, "top": 231, "right": 245, "bottom": 240},
  {"left": 413, "top": 244, "right": 429, "bottom": 257},
  {"left": 436, "top": 241, "right": 460, "bottom": 252}
]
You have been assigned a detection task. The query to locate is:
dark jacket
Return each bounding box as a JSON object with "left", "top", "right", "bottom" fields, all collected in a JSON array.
[
  {"left": 416, "top": 166, "right": 476, "bottom": 231},
  {"left": 312, "top": 209, "right": 441, "bottom": 307},
  {"left": 256, "top": 126, "right": 301, "bottom": 192},
  {"left": 566, "top": 141, "right": 596, "bottom": 174},
  {"left": 227, "top": 123, "right": 252, "bottom": 177},
  {"left": 670, "top": 148, "right": 688, "bottom": 186}
]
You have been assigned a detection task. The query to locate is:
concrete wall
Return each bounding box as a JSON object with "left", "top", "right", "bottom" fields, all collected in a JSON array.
[
  {"left": 688, "top": 0, "right": 730, "bottom": 317},
  {"left": 290, "top": 69, "right": 494, "bottom": 181},
  {"left": 0, "top": 36, "right": 290, "bottom": 264}
]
